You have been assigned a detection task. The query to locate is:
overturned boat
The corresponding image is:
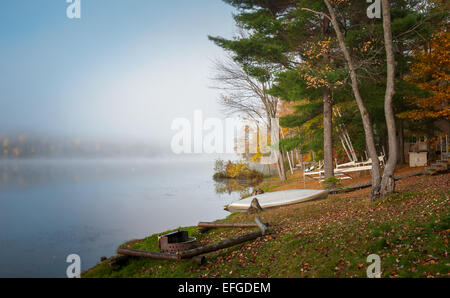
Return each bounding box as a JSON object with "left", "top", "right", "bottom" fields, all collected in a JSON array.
[{"left": 225, "top": 189, "right": 329, "bottom": 212}]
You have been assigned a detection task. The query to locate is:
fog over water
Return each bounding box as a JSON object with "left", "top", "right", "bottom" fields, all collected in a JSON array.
[
  {"left": 0, "top": 0, "right": 241, "bottom": 277},
  {"left": 0, "top": 158, "right": 242, "bottom": 277}
]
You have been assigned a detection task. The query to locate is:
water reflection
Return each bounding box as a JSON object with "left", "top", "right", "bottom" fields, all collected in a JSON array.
[
  {"left": 214, "top": 177, "right": 262, "bottom": 199},
  {"left": 0, "top": 159, "right": 240, "bottom": 277},
  {"left": 0, "top": 159, "right": 162, "bottom": 191}
]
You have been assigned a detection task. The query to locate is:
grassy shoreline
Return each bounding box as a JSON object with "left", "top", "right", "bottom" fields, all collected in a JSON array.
[{"left": 83, "top": 172, "right": 449, "bottom": 278}]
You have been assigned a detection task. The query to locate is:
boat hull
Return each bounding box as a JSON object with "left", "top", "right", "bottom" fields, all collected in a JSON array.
[{"left": 225, "top": 189, "right": 329, "bottom": 212}]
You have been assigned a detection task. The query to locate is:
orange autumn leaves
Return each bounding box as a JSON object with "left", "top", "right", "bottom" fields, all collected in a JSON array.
[
  {"left": 298, "top": 38, "right": 345, "bottom": 89},
  {"left": 399, "top": 30, "right": 450, "bottom": 121}
]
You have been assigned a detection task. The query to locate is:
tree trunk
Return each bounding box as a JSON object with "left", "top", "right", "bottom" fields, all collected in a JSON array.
[
  {"left": 323, "top": 0, "right": 381, "bottom": 200},
  {"left": 322, "top": 17, "right": 334, "bottom": 180},
  {"left": 380, "top": 0, "right": 398, "bottom": 198},
  {"left": 278, "top": 149, "right": 287, "bottom": 181},
  {"left": 269, "top": 116, "right": 287, "bottom": 182},
  {"left": 323, "top": 88, "right": 334, "bottom": 179},
  {"left": 275, "top": 158, "right": 284, "bottom": 181},
  {"left": 398, "top": 120, "right": 405, "bottom": 164}
]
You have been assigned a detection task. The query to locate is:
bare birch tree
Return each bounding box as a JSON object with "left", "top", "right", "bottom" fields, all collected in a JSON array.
[{"left": 211, "top": 57, "right": 287, "bottom": 181}]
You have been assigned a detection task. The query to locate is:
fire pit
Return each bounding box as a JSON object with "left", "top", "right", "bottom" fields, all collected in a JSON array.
[{"left": 158, "top": 231, "right": 198, "bottom": 254}]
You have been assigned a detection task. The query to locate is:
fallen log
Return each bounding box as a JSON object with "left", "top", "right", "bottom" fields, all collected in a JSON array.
[
  {"left": 198, "top": 221, "right": 269, "bottom": 234},
  {"left": 198, "top": 227, "right": 211, "bottom": 234},
  {"left": 118, "top": 231, "right": 266, "bottom": 261},
  {"left": 105, "top": 255, "right": 130, "bottom": 267},
  {"left": 116, "top": 248, "right": 208, "bottom": 264},
  {"left": 118, "top": 221, "right": 270, "bottom": 262},
  {"left": 198, "top": 222, "right": 269, "bottom": 229},
  {"left": 117, "top": 248, "right": 180, "bottom": 261},
  {"left": 199, "top": 222, "right": 259, "bottom": 228},
  {"left": 178, "top": 231, "right": 264, "bottom": 259},
  {"left": 193, "top": 255, "right": 206, "bottom": 265},
  {"left": 330, "top": 171, "right": 427, "bottom": 194},
  {"left": 329, "top": 182, "right": 372, "bottom": 194},
  {"left": 395, "top": 170, "right": 427, "bottom": 179}
]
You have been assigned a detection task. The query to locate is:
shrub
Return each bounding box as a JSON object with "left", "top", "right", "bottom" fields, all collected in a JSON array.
[
  {"left": 226, "top": 162, "right": 248, "bottom": 178},
  {"left": 213, "top": 172, "right": 228, "bottom": 180},
  {"left": 213, "top": 160, "right": 263, "bottom": 182}
]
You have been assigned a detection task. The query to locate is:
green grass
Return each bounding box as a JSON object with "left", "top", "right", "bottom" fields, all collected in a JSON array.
[
  {"left": 261, "top": 184, "right": 280, "bottom": 193},
  {"left": 83, "top": 174, "right": 450, "bottom": 278}
]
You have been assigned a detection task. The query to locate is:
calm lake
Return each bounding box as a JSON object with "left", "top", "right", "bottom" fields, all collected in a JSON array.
[{"left": 0, "top": 159, "right": 243, "bottom": 277}]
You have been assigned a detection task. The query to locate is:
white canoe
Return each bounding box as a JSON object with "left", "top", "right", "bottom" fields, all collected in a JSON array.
[{"left": 225, "top": 189, "right": 329, "bottom": 212}]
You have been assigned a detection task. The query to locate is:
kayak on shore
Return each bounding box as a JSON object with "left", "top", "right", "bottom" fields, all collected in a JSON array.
[{"left": 225, "top": 189, "right": 329, "bottom": 212}]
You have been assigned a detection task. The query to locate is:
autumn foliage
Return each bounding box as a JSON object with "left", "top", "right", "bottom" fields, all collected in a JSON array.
[{"left": 399, "top": 30, "right": 450, "bottom": 121}]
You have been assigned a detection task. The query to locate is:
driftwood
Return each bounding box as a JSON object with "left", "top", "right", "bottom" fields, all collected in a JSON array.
[
  {"left": 118, "top": 231, "right": 266, "bottom": 261},
  {"left": 193, "top": 255, "right": 206, "bottom": 265},
  {"left": 116, "top": 248, "right": 206, "bottom": 265},
  {"left": 198, "top": 221, "right": 269, "bottom": 233},
  {"left": 117, "top": 248, "right": 180, "bottom": 261},
  {"left": 198, "top": 227, "right": 212, "bottom": 233},
  {"left": 198, "top": 222, "right": 264, "bottom": 228},
  {"left": 177, "top": 231, "right": 263, "bottom": 259},
  {"left": 181, "top": 217, "right": 270, "bottom": 259},
  {"left": 117, "top": 217, "right": 271, "bottom": 262},
  {"left": 198, "top": 222, "right": 258, "bottom": 233},
  {"left": 105, "top": 255, "right": 130, "bottom": 267}
]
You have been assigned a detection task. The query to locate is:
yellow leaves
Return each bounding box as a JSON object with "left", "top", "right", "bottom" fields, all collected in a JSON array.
[
  {"left": 250, "top": 153, "right": 263, "bottom": 163},
  {"left": 225, "top": 162, "right": 248, "bottom": 178},
  {"left": 361, "top": 41, "right": 373, "bottom": 53},
  {"left": 298, "top": 38, "right": 348, "bottom": 89},
  {"left": 302, "top": 38, "right": 332, "bottom": 61},
  {"left": 397, "top": 107, "right": 450, "bottom": 121},
  {"left": 303, "top": 72, "right": 330, "bottom": 89},
  {"left": 330, "top": 0, "right": 349, "bottom": 5}
]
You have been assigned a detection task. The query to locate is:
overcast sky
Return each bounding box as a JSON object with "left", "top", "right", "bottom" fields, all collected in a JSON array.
[{"left": 0, "top": 0, "right": 236, "bottom": 146}]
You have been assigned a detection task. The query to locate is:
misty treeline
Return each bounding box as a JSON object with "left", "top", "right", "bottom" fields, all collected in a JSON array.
[
  {"left": 209, "top": 0, "right": 449, "bottom": 201},
  {"left": 0, "top": 134, "right": 163, "bottom": 159}
]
